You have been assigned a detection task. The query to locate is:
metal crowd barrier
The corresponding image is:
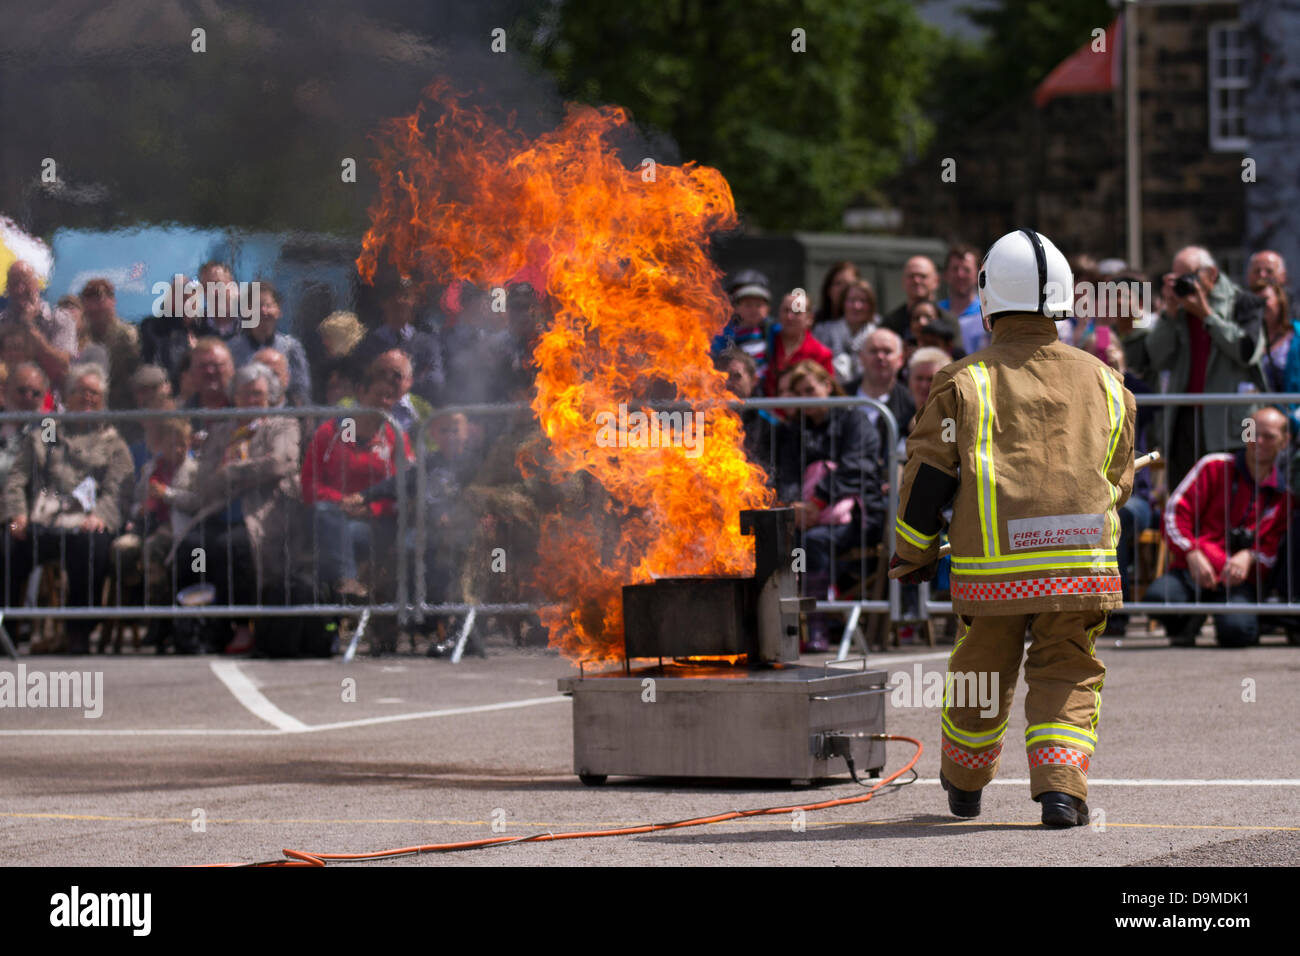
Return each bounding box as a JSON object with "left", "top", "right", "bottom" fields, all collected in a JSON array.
[
  {"left": 25, "top": 391, "right": 1293, "bottom": 660},
  {"left": 0, "top": 406, "right": 409, "bottom": 660}
]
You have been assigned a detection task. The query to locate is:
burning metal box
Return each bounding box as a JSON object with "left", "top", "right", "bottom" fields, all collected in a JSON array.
[{"left": 559, "top": 507, "right": 888, "bottom": 785}]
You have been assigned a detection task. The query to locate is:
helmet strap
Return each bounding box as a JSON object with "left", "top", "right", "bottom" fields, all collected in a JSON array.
[{"left": 1018, "top": 227, "right": 1048, "bottom": 314}]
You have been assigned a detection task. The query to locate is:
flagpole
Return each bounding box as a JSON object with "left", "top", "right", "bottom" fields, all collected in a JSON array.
[{"left": 1125, "top": 0, "right": 1142, "bottom": 270}]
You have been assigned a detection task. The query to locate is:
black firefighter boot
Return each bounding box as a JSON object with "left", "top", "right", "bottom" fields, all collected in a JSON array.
[
  {"left": 940, "top": 771, "right": 982, "bottom": 818},
  {"left": 1037, "top": 791, "right": 1090, "bottom": 828}
]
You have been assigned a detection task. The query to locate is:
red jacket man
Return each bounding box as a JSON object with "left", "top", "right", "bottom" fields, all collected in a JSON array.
[{"left": 1149, "top": 406, "right": 1291, "bottom": 647}]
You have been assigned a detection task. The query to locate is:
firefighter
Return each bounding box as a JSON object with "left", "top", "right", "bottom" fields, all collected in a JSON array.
[{"left": 891, "top": 229, "right": 1136, "bottom": 827}]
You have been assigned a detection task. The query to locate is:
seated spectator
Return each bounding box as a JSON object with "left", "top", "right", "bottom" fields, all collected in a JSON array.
[
  {"left": 938, "top": 243, "right": 984, "bottom": 355},
  {"left": 172, "top": 362, "right": 301, "bottom": 653},
  {"left": 252, "top": 347, "right": 290, "bottom": 406},
  {"left": 300, "top": 359, "right": 413, "bottom": 601},
  {"left": 1, "top": 260, "right": 75, "bottom": 390},
  {"left": 110, "top": 417, "right": 198, "bottom": 635},
  {"left": 719, "top": 346, "right": 787, "bottom": 484},
  {"left": 1145, "top": 407, "right": 1290, "bottom": 648},
  {"left": 79, "top": 278, "right": 142, "bottom": 414},
  {"left": 0, "top": 362, "right": 48, "bottom": 488},
  {"left": 764, "top": 290, "right": 834, "bottom": 396},
  {"left": 813, "top": 278, "right": 877, "bottom": 383},
  {"left": 184, "top": 338, "right": 235, "bottom": 446},
  {"left": 2, "top": 364, "right": 133, "bottom": 654},
  {"left": 882, "top": 256, "right": 950, "bottom": 339},
  {"left": 125, "top": 365, "right": 175, "bottom": 474},
  {"left": 1146, "top": 245, "right": 1267, "bottom": 491},
  {"left": 229, "top": 282, "right": 311, "bottom": 406},
  {"left": 359, "top": 411, "right": 481, "bottom": 620},
  {"left": 812, "top": 261, "right": 859, "bottom": 327},
  {"left": 846, "top": 328, "right": 915, "bottom": 457},
  {"left": 356, "top": 273, "right": 444, "bottom": 405},
  {"left": 905, "top": 346, "right": 949, "bottom": 431},
  {"left": 712, "top": 270, "right": 772, "bottom": 378},
  {"left": 776, "top": 360, "right": 886, "bottom": 592},
  {"left": 908, "top": 301, "right": 964, "bottom": 360}
]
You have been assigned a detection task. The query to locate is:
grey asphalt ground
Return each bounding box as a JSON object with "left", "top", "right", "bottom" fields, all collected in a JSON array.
[{"left": 1, "top": 622, "right": 1297, "bottom": 868}]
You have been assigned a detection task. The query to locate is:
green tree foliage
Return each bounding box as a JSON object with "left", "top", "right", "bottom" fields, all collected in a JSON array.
[{"left": 519, "top": 0, "right": 938, "bottom": 231}]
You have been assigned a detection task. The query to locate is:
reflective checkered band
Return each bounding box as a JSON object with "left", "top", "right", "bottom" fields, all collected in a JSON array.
[
  {"left": 952, "top": 576, "right": 1122, "bottom": 602},
  {"left": 1027, "top": 746, "right": 1091, "bottom": 774},
  {"left": 942, "top": 737, "right": 1003, "bottom": 770}
]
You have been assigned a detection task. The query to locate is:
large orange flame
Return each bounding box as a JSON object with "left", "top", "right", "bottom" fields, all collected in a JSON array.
[{"left": 359, "top": 81, "right": 774, "bottom": 661}]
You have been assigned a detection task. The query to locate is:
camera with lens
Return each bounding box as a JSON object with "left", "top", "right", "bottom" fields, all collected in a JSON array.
[
  {"left": 1172, "top": 272, "right": 1201, "bottom": 298},
  {"left": 1228, "top": 526, "right": 1255, "bottom": 552}
]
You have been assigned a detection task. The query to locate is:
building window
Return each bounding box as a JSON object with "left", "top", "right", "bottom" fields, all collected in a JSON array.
[{"left": 1208, "top": 22, "right": 1249, "bottom": 151}]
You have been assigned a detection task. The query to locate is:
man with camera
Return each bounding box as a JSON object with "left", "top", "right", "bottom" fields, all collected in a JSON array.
[
  {"left": 1146, "top": 407, "right": 1290, "bottom": 647},
  {"left": 1144, "top": 245, "right": 1266, "bottom": 491}
]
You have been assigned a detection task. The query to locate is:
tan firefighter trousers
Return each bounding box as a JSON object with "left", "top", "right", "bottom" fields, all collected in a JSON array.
[{"left": 940, "top": 610, "right": 1107, "bottom": 801}]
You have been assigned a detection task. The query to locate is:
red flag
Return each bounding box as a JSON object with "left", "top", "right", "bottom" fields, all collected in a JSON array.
[{"left": 1034, "top": 17, "right": 1121, "bottom": 109}]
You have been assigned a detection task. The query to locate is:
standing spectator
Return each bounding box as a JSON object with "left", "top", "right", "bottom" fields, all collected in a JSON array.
[
  {"left": 814, "top": 278, "right": 878, "bottom": 383},
  {"left": 938, "top": 244, "right": 984, "bottom": 355},
  {"left": 765, "top": 291, "right": 834, "bottom": 396},
  {"left": 441, "top": 284, "right": 518, "bottom": 404},
  {"left": 195, "top": 261, "right": 243, "bottom": 341},
  {"left": 79, "top": 279, "right": 142, "bottom": 414},
  {"left": 357, "top": 274, "right": 444, "bottom": 405},
  {"left": 1, "top": 261, "right": 75, "bottom": 390},
  {"left": 1255, "top": 279, "right": 1296, "bottom": 394},
  {"left": 1247, "top": 249, "right": 1288, "bottom": 295},
  {"left": 882, "top": 256, "right": 950, "bottom": 339},
  {"left": 2, "top": 365, "right": 133, "bottom": 654},
  {"left": 301, "top": 360, "right": 413, "bottom": 600},
  {"left": 228, "top": 282, "right": 311, "bottom": 406},
  {"left": 812, "top": 261, "right": 860, "bottom": 326},
  {"left": 712, "top": 269, "right": 772, "bottom": 378},
  {"left": 1146, "top": 407, "right": 1290, "bottom": 647},
  {"left": 847, "top": 328, "right": 915, "bottom": 456},
  {"left": 1144, "top": 245, "right": 1267, "bottom": 490}
]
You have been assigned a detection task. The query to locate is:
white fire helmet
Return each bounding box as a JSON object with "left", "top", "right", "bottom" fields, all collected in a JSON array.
[{"left": 977, "top": 228, "right": 1074, "bottom": 333}]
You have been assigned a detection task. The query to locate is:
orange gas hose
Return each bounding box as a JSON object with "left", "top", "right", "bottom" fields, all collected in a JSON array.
[{"left": 205, "top": 734, "right": 923, "bottom": 867}]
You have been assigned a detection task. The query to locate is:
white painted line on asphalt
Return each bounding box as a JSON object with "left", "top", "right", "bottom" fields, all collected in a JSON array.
[
  {"left": 916, "top": 778, "right": 1300, "bottom": 786},
  {"left": 0, "top": 693, "right": 571, "bottom": 735},
  {"left": 209, "top": 660, "right": 310, "bottom": 732},
  {"left": 0, "top": 728, "right": 281, "bottom": 736},
  {"left": 305, "top": 694, "right": 571, "bottom": 732}
]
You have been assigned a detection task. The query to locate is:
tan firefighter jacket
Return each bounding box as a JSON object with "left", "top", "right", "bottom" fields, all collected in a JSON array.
[{"left": 895, "top": 314, "right": 1137, "bottom": 615}]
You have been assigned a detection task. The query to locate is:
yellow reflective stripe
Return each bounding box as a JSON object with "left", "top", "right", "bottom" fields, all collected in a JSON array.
[
  {"left": 1025, "top": 722, "right": 1098, "bottom": 752},
  {"left": 942, "top": 712, "right": 1008, "bottom": 747},
  {"left": 968, "top": 364, "right": 1000, "bottom": 557},
  {"left": 951, "top": 548, "right": 1116, "bottom": 570},
  {"left": 952, "top": 561, "right": 1118, "bottom": 577},
  {"left": 895, "top": 516, "right": 937, "bottom": 549},
  {"left": 1101, "top": 370, "right": 1125, "bottom": 549}
]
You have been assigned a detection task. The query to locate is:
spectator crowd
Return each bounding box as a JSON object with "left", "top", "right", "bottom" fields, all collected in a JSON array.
[{"left": 2, "top": 235, "right": 1298, "bottom": 657}]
